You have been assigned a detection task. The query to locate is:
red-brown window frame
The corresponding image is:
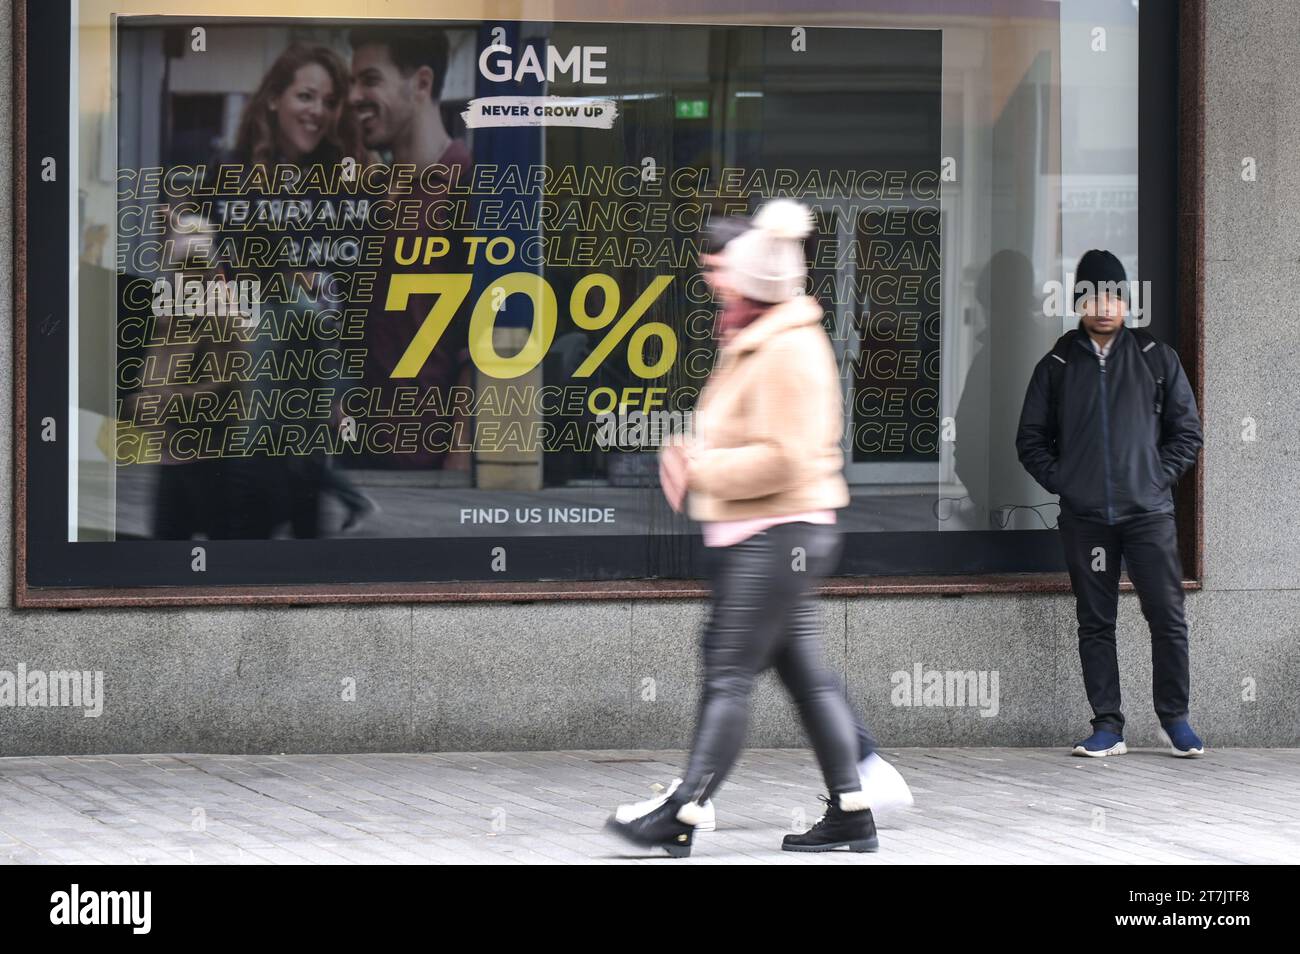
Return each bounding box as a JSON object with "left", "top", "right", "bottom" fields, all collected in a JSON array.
[{"left": 11, "top": 2, "right": 1206, "bottom": 608}]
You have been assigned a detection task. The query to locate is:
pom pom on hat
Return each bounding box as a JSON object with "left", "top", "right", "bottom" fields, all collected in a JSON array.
[{"left": 752, "top": 198, "right": 815, "bottom": 240}]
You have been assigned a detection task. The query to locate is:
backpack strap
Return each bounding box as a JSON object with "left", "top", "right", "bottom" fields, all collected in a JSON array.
[
  {"left": 1042, "top": 330, "right": 1078, "bottom": 442},
  {"left": 1045, "top": 328, "right": 1076, "bottom": 404},
  {"left": 1048, "top": 327, "right": 1167, "bottom": 417},
  {"left": 1129, "top": 328, "right": 1167, "bottom": 415},
  {"left": 1048, "top": 330, "right": 1076, "bottom": 366}
]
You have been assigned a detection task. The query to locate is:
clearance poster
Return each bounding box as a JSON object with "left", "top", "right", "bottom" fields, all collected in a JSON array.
[{"left": 103, "top": 16, "right": 941, "bottom": 571}]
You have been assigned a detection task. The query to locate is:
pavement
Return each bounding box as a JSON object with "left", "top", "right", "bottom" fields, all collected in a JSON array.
[{"left": 1, "top": 747, "right": 1297, "bottom": 864}]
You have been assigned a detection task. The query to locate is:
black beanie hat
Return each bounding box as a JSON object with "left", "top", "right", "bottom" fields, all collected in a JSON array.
[{"left": 1073, "top": 249, "right": 1128, "bottom": 307}]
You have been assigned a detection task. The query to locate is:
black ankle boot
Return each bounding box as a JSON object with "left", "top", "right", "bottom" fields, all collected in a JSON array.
[
  {"left": 605, "top": 798, "right": 697, "bottom": 857},
  {"left": 782, "top": 794, "right": 879, "bottom": 853}
]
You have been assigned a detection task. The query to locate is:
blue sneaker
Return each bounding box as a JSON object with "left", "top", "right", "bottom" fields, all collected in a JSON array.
[
  {"left": 1158, "top": 720, "right": 1205, "bottom": 758},
  {"left": 1071, "top": 728, "right": 1127, "bottom": 758}
]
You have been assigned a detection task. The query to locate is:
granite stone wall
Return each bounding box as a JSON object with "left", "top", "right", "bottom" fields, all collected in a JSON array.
[{"left": 1, "top": 1, "right": 1296, "bottom": 755}]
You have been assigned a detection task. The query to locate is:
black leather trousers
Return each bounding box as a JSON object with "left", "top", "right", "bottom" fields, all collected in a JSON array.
[{"left": 673, "top": 522, "right": 861, "bottom": 805}]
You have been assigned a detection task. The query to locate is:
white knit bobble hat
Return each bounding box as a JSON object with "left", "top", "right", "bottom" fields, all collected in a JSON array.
[{"left": 724, "top": 199, "right": 815, "bottom": 303}]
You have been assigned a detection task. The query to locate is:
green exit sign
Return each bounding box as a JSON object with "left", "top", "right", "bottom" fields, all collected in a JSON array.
[{"left": 675, "top": 98, "right": 709, "bottom": 119}]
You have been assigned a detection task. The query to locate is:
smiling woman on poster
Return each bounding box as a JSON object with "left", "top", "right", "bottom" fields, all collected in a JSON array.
[{"left": 208, "top": 44, "right": 373, "bottom": 539}]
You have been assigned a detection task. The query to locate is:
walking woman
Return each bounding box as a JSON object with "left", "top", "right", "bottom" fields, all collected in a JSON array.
[{"left": 604, "top": 200, "right": 878, "bottom": 857}]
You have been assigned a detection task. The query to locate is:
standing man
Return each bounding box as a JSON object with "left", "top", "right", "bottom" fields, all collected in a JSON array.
[
  {"left": 1016, "top": 250, "right": 1204, "bottom": 758},
  {"left": 348, "top": 27, "right": 474, "bottom": 470}
]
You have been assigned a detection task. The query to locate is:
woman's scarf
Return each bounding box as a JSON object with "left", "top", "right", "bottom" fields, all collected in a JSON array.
[{"left": 714, "top": 296, "right": 770, "bottom": 343}]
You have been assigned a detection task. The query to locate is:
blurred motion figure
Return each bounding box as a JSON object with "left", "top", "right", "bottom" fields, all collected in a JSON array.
[{"left": 605, "top": 200, "right": 896, "bottom": 857}]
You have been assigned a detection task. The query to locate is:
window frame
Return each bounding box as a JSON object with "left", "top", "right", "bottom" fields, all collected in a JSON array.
[{"left": 11, "top": 0, "right": 1205, "bottom": 608}]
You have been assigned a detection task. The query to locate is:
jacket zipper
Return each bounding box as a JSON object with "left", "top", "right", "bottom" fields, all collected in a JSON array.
[
  {"left": 1097, "top": 350, "right": 1115, "bottom": 524},
  {"left": 1077, "top": 334, "right": 1116, "bottom": 524}
]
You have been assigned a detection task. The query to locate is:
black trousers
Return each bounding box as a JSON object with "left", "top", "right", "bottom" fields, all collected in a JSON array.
[
  {"left": 1058, "top": 510, "right": 1190, "bottom": 733},
  {"left": 673, "top": 522, "right": 861, "bottom": 806}
]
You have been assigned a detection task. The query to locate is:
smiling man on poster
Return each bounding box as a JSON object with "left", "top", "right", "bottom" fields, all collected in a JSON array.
[{"left": 348, "top": 26, "right": 475, "bottom": 471}]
